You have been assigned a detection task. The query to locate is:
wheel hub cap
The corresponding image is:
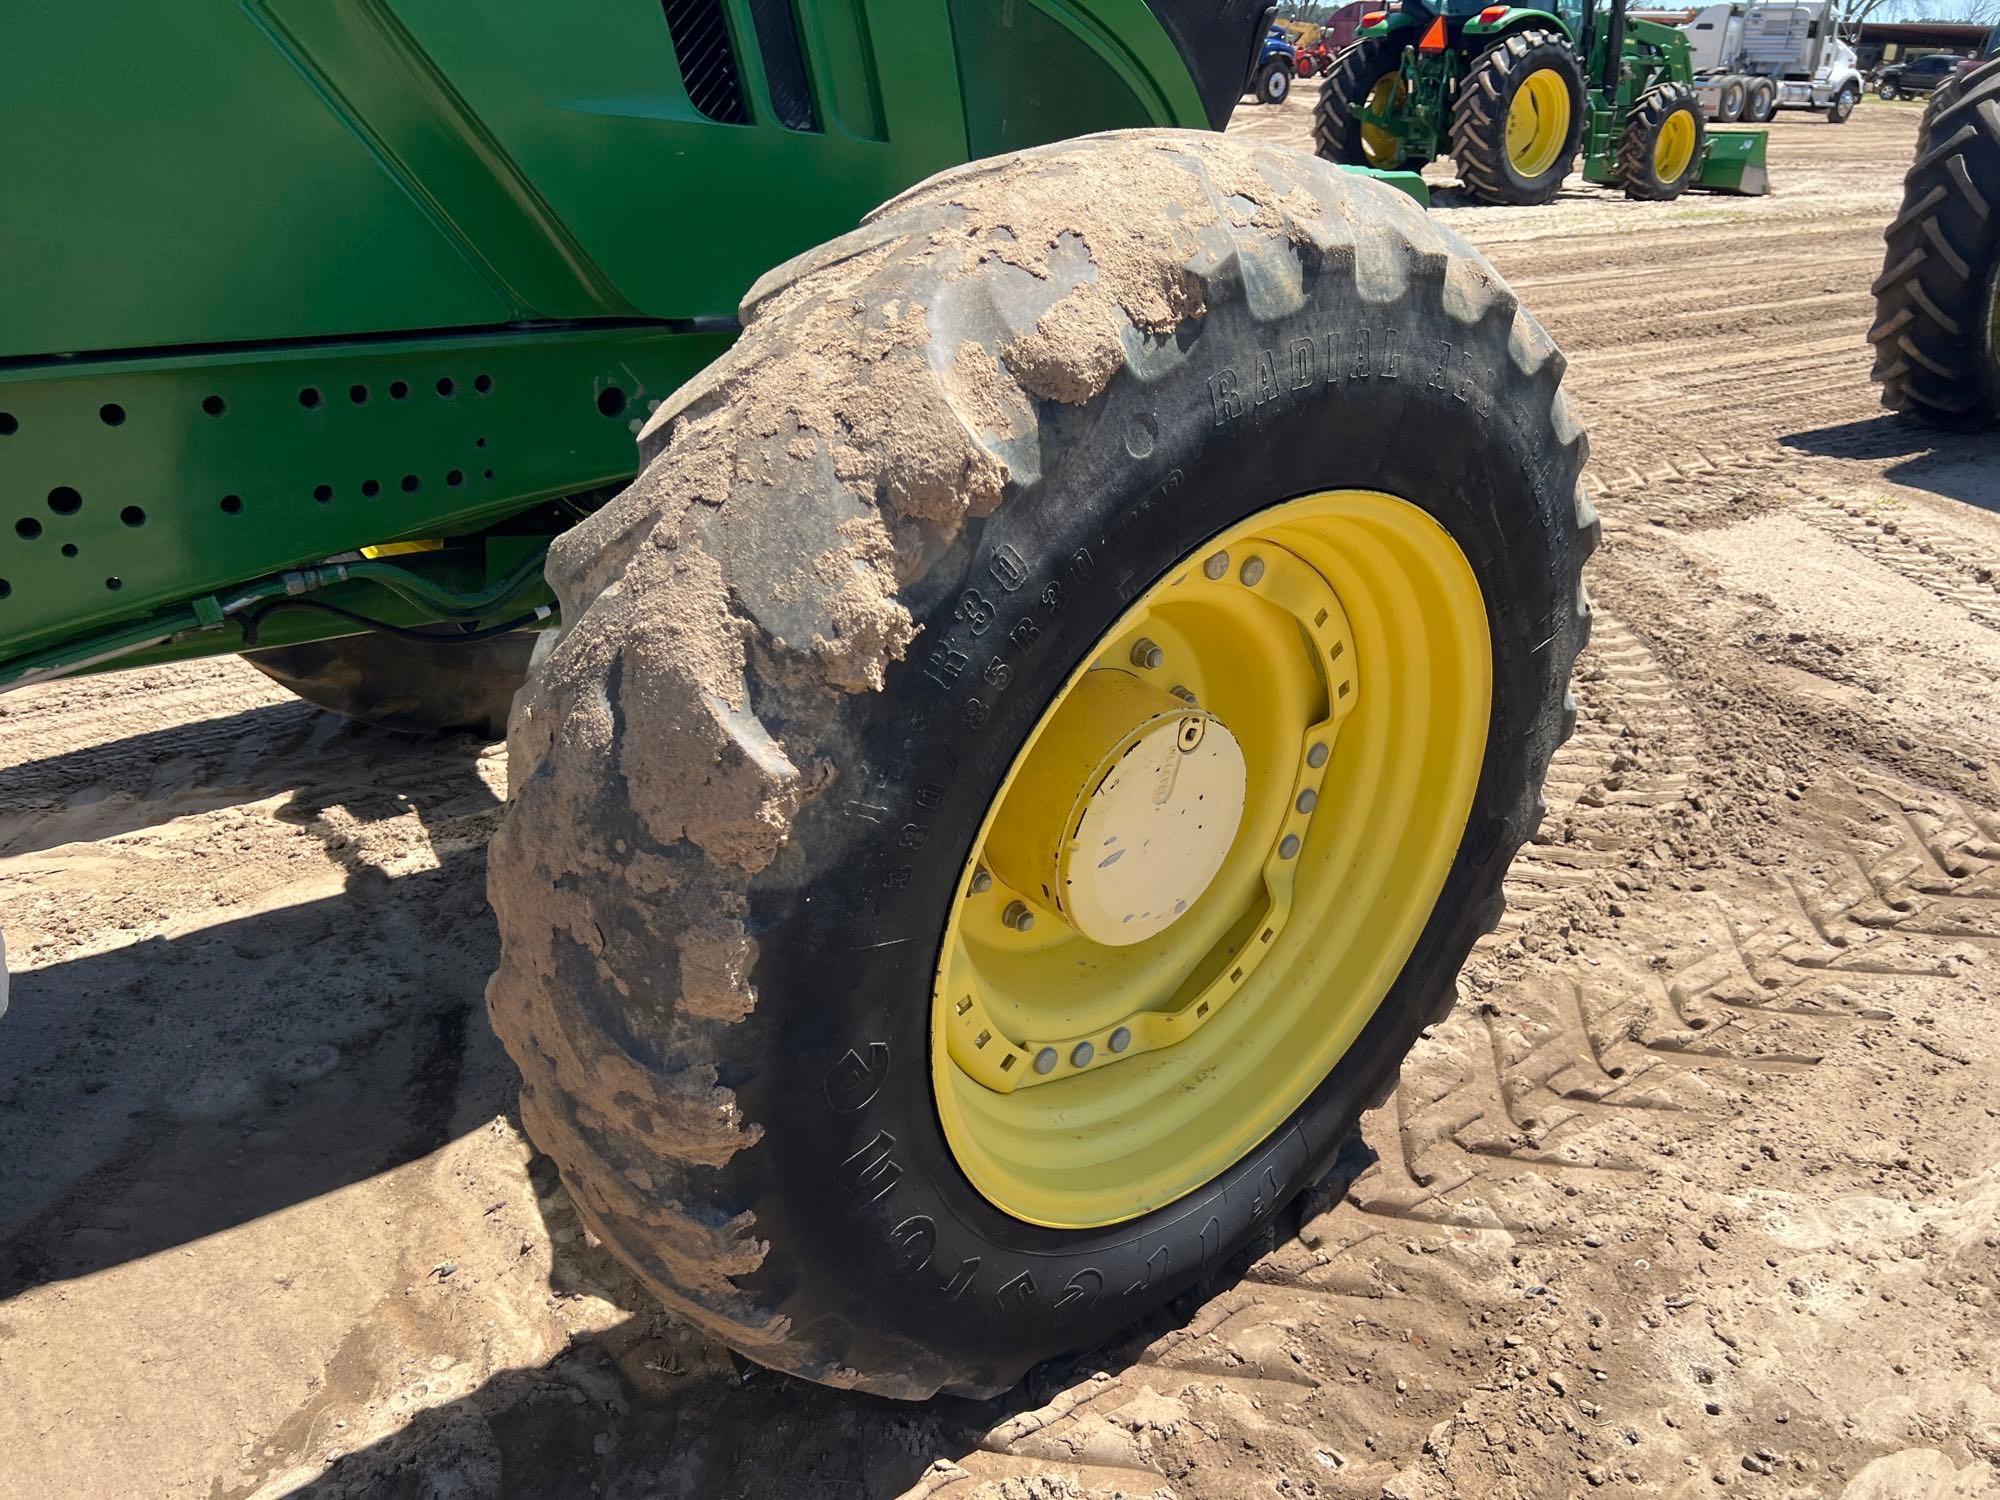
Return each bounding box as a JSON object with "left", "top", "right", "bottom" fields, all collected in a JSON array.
[{"left": 985, "top": 670, "right": 1247, "bottom": 947}]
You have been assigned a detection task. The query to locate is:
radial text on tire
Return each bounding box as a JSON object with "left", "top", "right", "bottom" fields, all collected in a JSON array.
[
  {"left": 486, "top": 131, "right": 1595, "bottom": 1400},
  {"left": 1449, "top": 30, "right": 1587, "bottom": 206},
  {"left": 1870, "top": 58, "right": 2000, "bottom": 428}
]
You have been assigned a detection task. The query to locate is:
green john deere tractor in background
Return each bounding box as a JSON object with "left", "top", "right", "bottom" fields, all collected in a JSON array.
[
  {"left": 1315, "top": 0, "right": 1770, "bottom": 204},
  {"left": 2, "top": 2, "right": 1595, "bottom": 1399}
]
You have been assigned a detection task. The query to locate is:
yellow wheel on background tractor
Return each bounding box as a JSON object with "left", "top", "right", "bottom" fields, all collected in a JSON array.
[
  {"left": 932, "top": 491, "right": 1489, "bottom": 1228},
  {"left": 1450, "top": 29, "right": 1586, "bottom": 205},
  {"left": 1505, "top": 68, "right": 1574, "bottom": 178},
  {"left": 1315, "top": 35, "right": 1425, "bottom": 171},
  {"left": 488, "top": 133, "right": 1594, "bottom": 1402},
  {"left": 1619, "top": 81, "right": 1706, "bottom": 201},
  {"left": 1361, "top": 75, "right": 1411, "bottom": 167}
]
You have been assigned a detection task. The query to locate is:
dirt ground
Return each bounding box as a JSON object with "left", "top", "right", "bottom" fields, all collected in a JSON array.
[{"left": 4, "top": 93, "right": 1998, "bottom": 1500}]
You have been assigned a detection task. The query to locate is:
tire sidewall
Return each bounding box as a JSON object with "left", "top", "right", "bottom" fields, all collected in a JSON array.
[{"left": 732, "top": 248, "right": 1582, "bottom": 1390}]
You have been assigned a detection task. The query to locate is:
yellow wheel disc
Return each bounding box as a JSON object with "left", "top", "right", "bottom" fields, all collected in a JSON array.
[
  {"left": 1361, "top": 75, "right": 1408, "bottom": 168},
  {"left": 1504, "top": 68, "right": 1573, "bottom": 179},
  {"left": 930, "top": 491, "right": 1492, "bottom": 1229},
  {"left": 1652, "top": 109, "right": 1697, "bottom": 182}
]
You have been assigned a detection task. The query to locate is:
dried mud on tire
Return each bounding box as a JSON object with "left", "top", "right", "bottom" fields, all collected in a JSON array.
[{"left": 486, "top": 130, "right": 1591, "bottom": 1399}]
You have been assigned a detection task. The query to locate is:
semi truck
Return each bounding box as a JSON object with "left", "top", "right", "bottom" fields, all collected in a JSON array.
[{"left": 1681, "top": 0, "right": 1865, "bottom": 121}]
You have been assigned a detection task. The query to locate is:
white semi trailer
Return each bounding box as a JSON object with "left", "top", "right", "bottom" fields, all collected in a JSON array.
[{"left": 1682, "top": 0, "right": 1866, "bottom": 123}]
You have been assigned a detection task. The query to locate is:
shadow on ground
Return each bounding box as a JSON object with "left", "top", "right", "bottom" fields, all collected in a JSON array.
[
  {"left": 1780, "top": 414, "right": 2000, "bottom": 513},
  {"left": 0, "top": 718, "right": 506, "bottom": 1292},
  {"left": 289, "top": 1151, "right": 1359, "bottom": 1500},
  {"left": 1, "top": 705, "right": 1368, "bottom": 1497}
]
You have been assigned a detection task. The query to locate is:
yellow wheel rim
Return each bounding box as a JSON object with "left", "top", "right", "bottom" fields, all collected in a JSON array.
[
  {"left": 1504, "top": 68, "right": 1573, "bottom": 179},
  {"left": 1652, "top": 109, "right": 1697, "bottom": 182},
  {"left": 1361, "top": 75, "right": 1408, "bottom": 168},
  {"left": 930, "top": 490, "right": 1492, "bottom": 1229}
]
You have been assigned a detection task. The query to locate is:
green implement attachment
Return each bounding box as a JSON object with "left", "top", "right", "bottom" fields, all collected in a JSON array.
[
  {"left": 1694, "top": 126, "right": 1772, "bottom": 194},
  {"left": 1341, "top": 165, "right": 1433, "bottom": 204}
]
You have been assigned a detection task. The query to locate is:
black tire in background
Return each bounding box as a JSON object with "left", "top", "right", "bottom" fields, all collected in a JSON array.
[
  {"left": 246, "top": 630, "right": 541, "bottom": 738},
  {"left": 486, "top": 133, "right": 1592, "bottom": 1401},
  {"left": 1916, "top": 70, "right": 1963, "bottom": 149},
  {"left": 1870, "top": 59, "right": 2000, "bottom": 427},
  {"left": 1314, "top": 35, "right": 1422, "bottom": 168},
  {"left": 1449, "top": 30, "right": 1587, "bottom": 205},
  {"left": 1716, "top": 77, "right": 1747, "bottom": 121},
  {"left": 1257, "top": 60, "right": 1293, "bottom": 104},
  {"left": 1828, "top": 83, "right": 1858, "bottom": 122},
  {"left": 1745, "top": 77, "right": 1778, "bottom": 122},
  {"left": 1619, "top": 82, "right": 1707, "bottom": 201}
]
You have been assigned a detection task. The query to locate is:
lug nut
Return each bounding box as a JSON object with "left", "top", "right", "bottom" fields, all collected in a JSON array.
[
  {"left": 1239, "top": 556, "right": 1265, "bottom": 587},
  {"left": 1203, "top": 551, "right": 1229, "bottom": 580},
  {"left": 1130, "top": 637, "right": 1164, "bottom": 670},
  {"left": 1296, "top": 789, "right": 1318, "bottom": 814},
  {"left": 1002, "top": 900, "right": 1036, "bottom": 933},
  {"left": 1170, "top": 685, "right": 1197, "bottom": 705},
  {"left": 1307, "top": 742, "right": 1329, "bottom": 769},
  {"left": 1034, "top": 1047, "right": 1059, "bottom": 1074},
  {"left": 970, "top": 866, "right": 992, "bottom": 895},
  {"left": 1071, "top": 1041, "right": 1095, "bottom": 1068},
  {"left": 1109, "top": 1026, "right": 1132, "bottom": 1053}
]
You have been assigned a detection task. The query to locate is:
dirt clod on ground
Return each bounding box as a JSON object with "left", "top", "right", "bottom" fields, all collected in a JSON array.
[{"left": 3, "top": 96, "right": 1998, "bottom": 1499}]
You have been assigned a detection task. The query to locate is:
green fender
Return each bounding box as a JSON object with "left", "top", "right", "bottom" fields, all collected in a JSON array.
[
  {"left": 1355, "top": 6, "right": 1573, "bottom": 47},
  {"left": 1460, "top": 7, "right": 1575, "bottom": 43},
  {"left": 1355, "top": 11, "right": 1423, "bottom": 41}
]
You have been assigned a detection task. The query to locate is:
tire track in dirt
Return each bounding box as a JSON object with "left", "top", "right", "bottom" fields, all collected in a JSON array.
[
  {"left": 1495, "top": 613, "right": 1700, "bottom": 938},
  {"left": 935, "top": 766, "right": 1999, "bottom": 1497},
  {"left": 1794, "top": 495, "right": 2000, "bottom": 632},
  {"left": 887, "top": 469, "right": 1997, "bottom": 1488}
]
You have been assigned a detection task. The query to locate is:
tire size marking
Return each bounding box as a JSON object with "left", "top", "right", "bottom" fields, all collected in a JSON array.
[{"left": 1208, "top": 328, "right": 1494, "bottom": 424}]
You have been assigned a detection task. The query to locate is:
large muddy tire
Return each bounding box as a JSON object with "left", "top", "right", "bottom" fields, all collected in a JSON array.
[
  {"left": 245, "top": 629, "right": 540, "bottom": 738},
  {"left": 1315, "top": 35, "right": 1422, "bottom": 170},
  {"left": 1870, "top": 59, "right": 2000, "bottom": 428},
  {"left": 1449, "top": 30, "right": 1586, "bottom": 206},
  {"left": 1620, "top": 82, "right": 1706, "bottom": 201},
  {"left": 486, "top": 131, "right": 1593, "bottom": 1400}
]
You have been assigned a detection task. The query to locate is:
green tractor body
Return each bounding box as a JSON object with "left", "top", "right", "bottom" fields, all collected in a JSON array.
[
  {"left": 1317, "top": 0, "right": 1768, "bottom": 203},
  {"left": 0, "top": 1, "right": 1272, "bottom": 692}
]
